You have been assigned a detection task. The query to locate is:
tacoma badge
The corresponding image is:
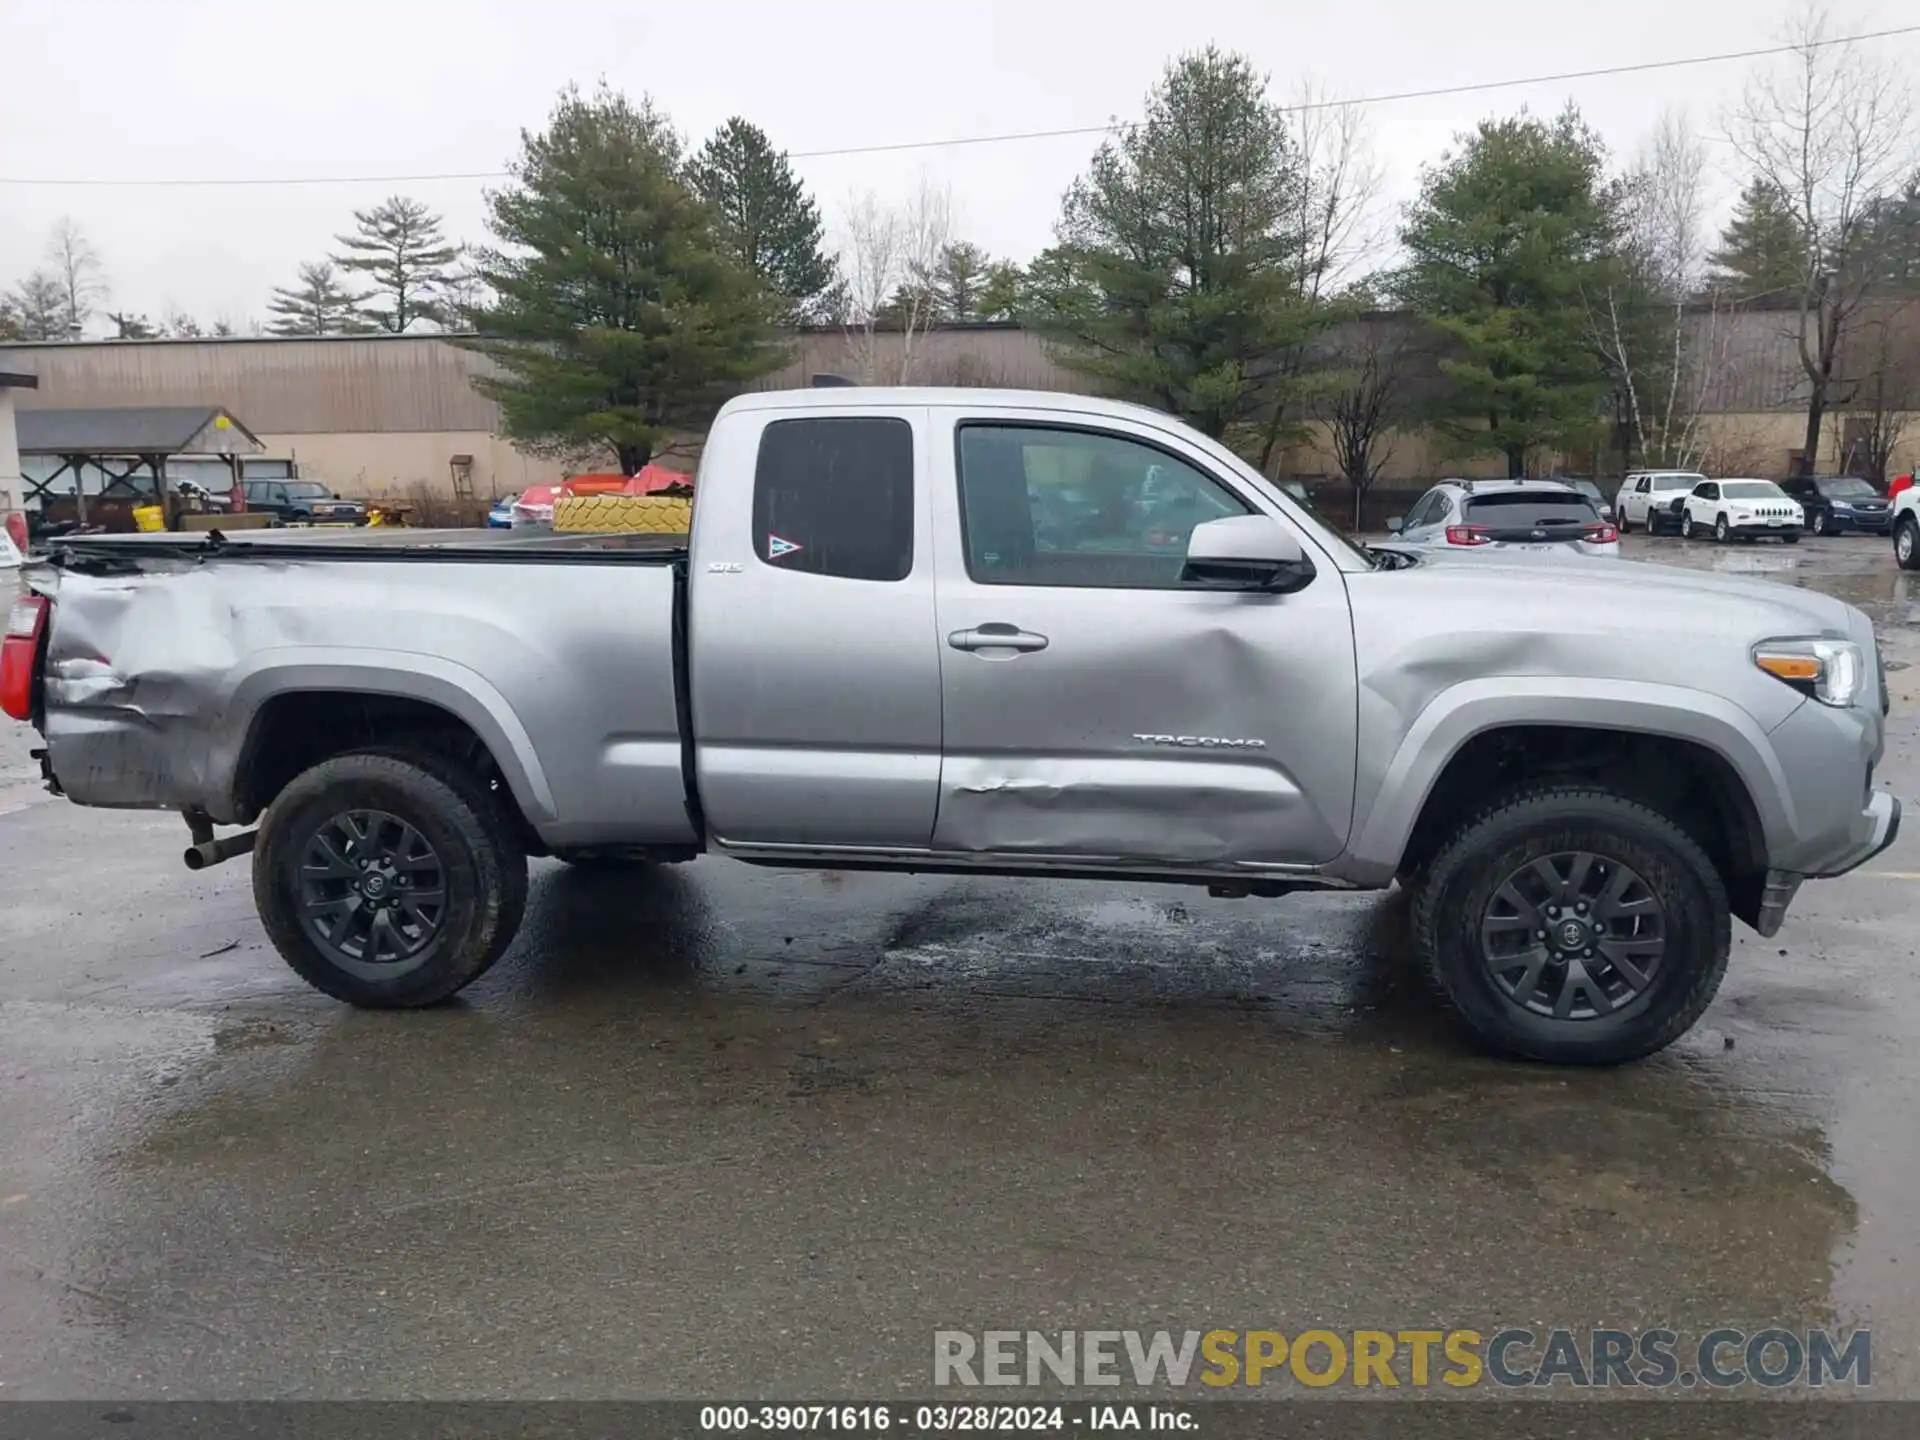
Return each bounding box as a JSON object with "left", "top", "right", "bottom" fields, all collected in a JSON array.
[{"left": 1132, "top": 734, "right": 1268, "bottom": 749}]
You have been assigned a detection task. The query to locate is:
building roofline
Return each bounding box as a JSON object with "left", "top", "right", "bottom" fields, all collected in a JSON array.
[{"left": 0, "top": 319, "right": 1035, "bottom": 351}]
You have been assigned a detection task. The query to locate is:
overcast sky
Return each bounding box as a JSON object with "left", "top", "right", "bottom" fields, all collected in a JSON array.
[{"left": 2, "top": 0, "right": 1914, "bottom": 333}]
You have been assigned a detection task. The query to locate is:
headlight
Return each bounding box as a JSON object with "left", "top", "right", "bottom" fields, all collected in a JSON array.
[{"left": 1754, "top": 638, "right": 1864, "bottom": 707}]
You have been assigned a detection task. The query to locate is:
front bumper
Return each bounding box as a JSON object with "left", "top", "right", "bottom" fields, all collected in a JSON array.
[
  {"left": 1829, "top": 511, "right": 1892, "bottom": 533},
  {"left": 1816, "top": 787, "right": 1902, "bottom": 877},
  {"left": 1728, "top": 518, "right": 1802, "bottom": 536},
  {"left": 1756, "top": 790, "right": 1902, "bottom": 936}
]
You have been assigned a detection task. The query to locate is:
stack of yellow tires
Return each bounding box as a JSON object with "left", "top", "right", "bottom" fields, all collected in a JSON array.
[{"left": 551, "top": 493, "right": 692, "bottom": 535}]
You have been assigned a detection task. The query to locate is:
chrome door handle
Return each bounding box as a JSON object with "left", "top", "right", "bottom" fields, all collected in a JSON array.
[{"left": 948, "top": 624, "right": 1050, "bottom": 653}]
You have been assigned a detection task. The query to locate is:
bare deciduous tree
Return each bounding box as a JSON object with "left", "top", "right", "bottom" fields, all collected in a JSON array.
[
  {"left": 838, "top": 178, "right": 952, "bottom": 384},
  {"left": 1287, "top": 81, "right": 1387, "bottom": 304},
  {"left": 1841, "top": 298, "right": 1920, "bottom": 483},
  {"left": 47, "top": 217, "right": 108, "bottom": 338},
  {"left": 1254, "top": 82, "right": 1385, "bottom": 471},
  {"left": 1727, "top": 2, "right": 1917, "bottom": 474},
  {"left": 1588, "top": 109, "right": 1716, "bottom": 470},
  {"left": 1314, "top": 322, "right": 1405, "bottom": 527}
]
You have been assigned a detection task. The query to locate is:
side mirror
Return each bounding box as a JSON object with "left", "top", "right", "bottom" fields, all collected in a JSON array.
[
  {"left": 1385, "top": 516, "right": 1405, "bottom": 534},
  {"left": 1182, "top": 515, "right": 1316, "bottom": 594}
]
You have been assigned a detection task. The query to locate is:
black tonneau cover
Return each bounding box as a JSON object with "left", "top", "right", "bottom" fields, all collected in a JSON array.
[{"left": 46, "top": 527, "right": 688, "bottom": 568}]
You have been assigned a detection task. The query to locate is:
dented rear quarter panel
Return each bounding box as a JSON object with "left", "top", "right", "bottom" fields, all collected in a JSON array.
[{"left": 30, "top": 553, "right": 696, "bottom": 849}]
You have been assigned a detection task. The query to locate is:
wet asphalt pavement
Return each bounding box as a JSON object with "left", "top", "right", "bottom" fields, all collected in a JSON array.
[{"left": 3, "top": 532, "right": 1920, "bottom": 1402}]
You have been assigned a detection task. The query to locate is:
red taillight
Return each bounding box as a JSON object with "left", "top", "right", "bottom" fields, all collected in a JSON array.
[
  {"left": 1445, "top": 525, "right": 1491, "bottom": 546},
  {"left": 3, "top": 513, "right": 25, "bottom": 556},
  {"left": 1, "top": 593, "right": 48, "bottom": 722},
  {"left": 1585, "top": 523, "right": 1620, "bottom": 544}
]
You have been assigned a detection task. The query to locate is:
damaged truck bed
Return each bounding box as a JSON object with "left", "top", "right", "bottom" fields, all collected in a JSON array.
[{"left": 3, "top": 386, "right": 1900, "bottom": 1065}]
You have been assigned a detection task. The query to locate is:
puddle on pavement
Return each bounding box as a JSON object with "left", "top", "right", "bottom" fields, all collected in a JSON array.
[{"left": 60, "top": 866, "right": 1857, "bottom": 1396}]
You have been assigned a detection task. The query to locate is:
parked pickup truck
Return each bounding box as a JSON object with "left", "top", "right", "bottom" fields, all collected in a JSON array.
[{"left": 2, "top": 389, "right": 1900, "bottom": 1064}]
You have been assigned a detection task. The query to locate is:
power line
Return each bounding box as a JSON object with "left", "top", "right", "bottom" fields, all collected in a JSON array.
[{"left": 3, "top": 23, "right": 1916, "bottom": 188}]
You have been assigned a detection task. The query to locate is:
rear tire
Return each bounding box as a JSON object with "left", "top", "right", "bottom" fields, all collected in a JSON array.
[
  {"left": 254, "top": 750, "right": 528, "bottom": 1007},
  {"left": 1410, "top": 786, "right": 1731, "bottom": 1065},
  {"left": 1897, "top": 517, "right": 1920, "bottom": 571}
]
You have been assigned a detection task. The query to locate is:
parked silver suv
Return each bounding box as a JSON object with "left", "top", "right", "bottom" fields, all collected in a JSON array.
[{"left": 1387, "top": 479, "right": 1620, "bottom": 558}]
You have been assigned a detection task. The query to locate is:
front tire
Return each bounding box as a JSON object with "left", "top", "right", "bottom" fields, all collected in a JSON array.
[
  {"left": 1813, "top": 510, "right": 1831, "bottom": 536},
  {"left": 1411, "top": 786, "right": 1731, "bottom": 1065},
  {"left": 254, "top": 751, "right": 529, "bottom": 1007},
  {"left": 1897, "top": 516, "right": 1920, "bottom": 571},
  {"left": 1714, "top": 514, "right": 1730, "bottom": 543}
]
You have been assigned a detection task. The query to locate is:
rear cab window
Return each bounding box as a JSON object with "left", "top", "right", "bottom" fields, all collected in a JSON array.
[{"left": 752, "top": 417, "right": 915, "bottom": 581}]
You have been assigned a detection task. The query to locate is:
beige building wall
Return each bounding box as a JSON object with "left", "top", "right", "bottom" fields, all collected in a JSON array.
[
  {"left": 1279, "top": 412, "right": 1920, "bottom": 485},
  {"left": 5, "top": 332, "right": 1917, "bottom": 503},
  {"left": 258, "top": 431, "right": 572, "bottom": 501}
]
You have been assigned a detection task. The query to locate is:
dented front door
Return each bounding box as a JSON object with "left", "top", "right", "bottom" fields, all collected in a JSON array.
[{"left": 926, "top": 410, "right": 1360, "bottom": 868}]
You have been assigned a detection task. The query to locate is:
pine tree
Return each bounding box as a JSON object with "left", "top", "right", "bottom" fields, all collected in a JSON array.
[
  {"left": 1397, "top": 107, "right": 1618, "bottom": 476},
  {"left": 267, "top": 261, "right": 366, "bottom": 336},
  {"left": 1023, "top": 48, "right": 1327, "bottom": 442},
  {"left": 978, "top": 261, "right": 1023, "bottom": 321},
  {"left": 1860, "top": 175, "right": 1920, "bottom": 291},
  {"left": 10, "top": 271, "right": 69, "bottom": 340},
  {"left": 466, "top": 85, "right": 783, "bottom": 473},
  {"left": 332, "top": 196, "right": 457, "bottom": 332},
  {"left": 928, "top": 243, "right": 992, "bottom": 321},
  {"left": 688, "top": 118, "right": 838, "bottom": 324},
  {"left": 1707, "top": 178, "right": 1809, "bottom": 300}
]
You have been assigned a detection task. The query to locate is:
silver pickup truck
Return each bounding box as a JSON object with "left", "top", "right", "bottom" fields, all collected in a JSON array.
[{"left": 2, "top": 388, "right": 1899, "bottom": 1064}]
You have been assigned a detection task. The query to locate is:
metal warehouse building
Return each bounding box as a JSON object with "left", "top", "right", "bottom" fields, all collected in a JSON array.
[
  {"left": 4, "top": 307, "right": 1914, "bottom": 505},
  {"left": 0, "top": 328, "right": 1073, "bottom": 504}
]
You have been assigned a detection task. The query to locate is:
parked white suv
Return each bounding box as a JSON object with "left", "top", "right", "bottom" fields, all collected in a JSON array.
[
  {"left": 1892, "top": 483, "right": 1920, "bottom": 569},
  {"left": 1618, "top": 471, "right": 1707, "bottom": 535},
  {"left": 1680, "top": 479, "right": 1803, "bottom": 544}
]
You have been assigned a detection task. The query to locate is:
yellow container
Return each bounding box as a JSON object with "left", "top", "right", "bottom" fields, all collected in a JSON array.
[
  {"left": 132, "top": 505, "right": 166, "bottom": 533},
  {"left": 552, "top": 493, "right": 692, "bottom": 535}
]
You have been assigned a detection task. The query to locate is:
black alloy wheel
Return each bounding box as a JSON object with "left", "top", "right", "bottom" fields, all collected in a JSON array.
[
  {"left": 1479, "top": 851, "right": 1665, "bottom": 1022},
  {"left": 298, "top": 808, "right": 447, "bottom": 978}
]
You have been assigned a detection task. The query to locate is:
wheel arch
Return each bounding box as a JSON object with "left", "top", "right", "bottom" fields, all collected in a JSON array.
[
  {"left": 219, "top": 659, "right": 557, "bottom": 838},
  {"left": 1344, "top": 685, "right": 1786, "bottom": 919}
]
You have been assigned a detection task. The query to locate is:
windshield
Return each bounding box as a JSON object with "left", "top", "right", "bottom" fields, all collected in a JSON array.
[
  {"left": 1571, "top": 479, "right": 1604, "bottom": 500},
  {"left": 1818, "top": 476, "right": 1879, "bottom": 498},
  {"left": 1654, "top": 474, "right": 1705, "bottom": 491},
  {"left": 1723, "top": 481, "right": 1788, "bottom": 500}
]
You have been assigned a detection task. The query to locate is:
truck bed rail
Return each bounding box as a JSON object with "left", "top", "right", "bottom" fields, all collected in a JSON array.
[{"left": 45, "top": 528, "right": 688, "bottom": 570}]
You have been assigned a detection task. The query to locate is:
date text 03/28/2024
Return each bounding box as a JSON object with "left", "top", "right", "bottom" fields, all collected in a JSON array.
[{"left": 699, "top": 1405, "right": 1187, "bottom": 1433}]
